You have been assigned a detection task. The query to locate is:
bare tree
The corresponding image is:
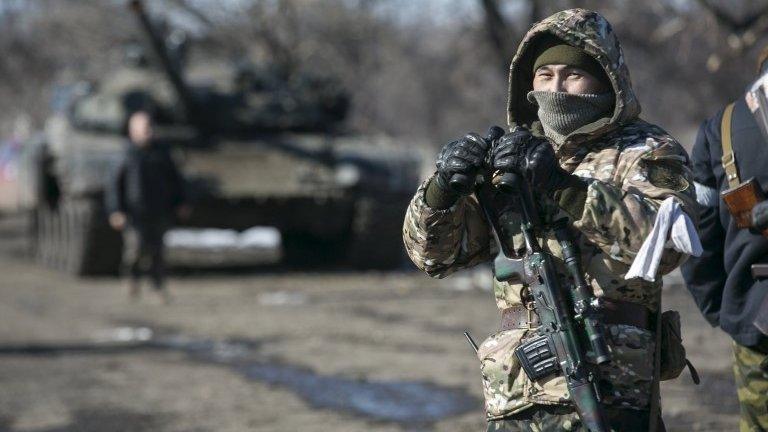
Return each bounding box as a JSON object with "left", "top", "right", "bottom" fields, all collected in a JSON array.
[
  {"left": 694, "top": 0, "right": 768, "bottom": 74},
  {"left": 0, "top": 0, "right": 766, "bottom": 146}
]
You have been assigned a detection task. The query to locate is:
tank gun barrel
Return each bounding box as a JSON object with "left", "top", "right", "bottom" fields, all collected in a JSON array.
[{"left": 128, "top": 0, "right": 199, "bottom": 123}]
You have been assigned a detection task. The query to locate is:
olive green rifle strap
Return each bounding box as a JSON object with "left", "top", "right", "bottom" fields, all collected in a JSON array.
[
  {"left": 648, "top": 304, "right": 663, "bottom": 432},
  {"left": 721, "top": 103, "right": 741, "bottom": 189}
]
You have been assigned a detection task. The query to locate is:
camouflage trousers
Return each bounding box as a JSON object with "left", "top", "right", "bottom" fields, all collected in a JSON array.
[
  {"left": 733, "top": 341, "right": 768, "bottom": 432},
  {"left": 486, "top": 405, "right": 665, "bottom": 432}
]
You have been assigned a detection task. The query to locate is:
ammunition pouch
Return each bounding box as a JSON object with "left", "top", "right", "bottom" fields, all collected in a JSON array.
[
  {"left": 658, "top": 310, "right": 700, "bottom": 384},
  {"left": 510, "top": 308, "right": 701, "bottom": 385},
  {"left": 506, "top": 299, "right": 654, "bottom": 384}
]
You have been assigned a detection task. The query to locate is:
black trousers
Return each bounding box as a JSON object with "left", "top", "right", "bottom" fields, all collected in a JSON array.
[{"left": 122, "top": 222, "right": 168, "bottom": 290}]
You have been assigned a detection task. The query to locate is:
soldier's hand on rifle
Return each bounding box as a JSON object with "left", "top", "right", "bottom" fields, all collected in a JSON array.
[
  {"left": 491, "top": 129, "right": 572, "bottom": 196},
  {"left": 435, "top": 132, "right": 491, "bottom": 195}
]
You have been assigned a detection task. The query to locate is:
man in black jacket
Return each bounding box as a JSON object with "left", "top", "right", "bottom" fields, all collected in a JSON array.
[
  {"left": 106, "top": 110, "right": 188, "bottom": 303},
  {"left": 681, "top": 51, "right": 768, "bottom": 431}
]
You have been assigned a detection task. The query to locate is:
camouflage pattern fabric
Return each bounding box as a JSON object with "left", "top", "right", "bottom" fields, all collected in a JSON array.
[
  {"left": 569, "top": 120, "right": 696, "bottom": 284},
  {"left": 733, "top": 342, "right": 768, "bottom": 432},
  {"left": 486, "top": 405, "right": 663, "bottom": 432},
  {"left": 507, "top": 8, "right": 640, "bottom": 146},
  {"left": 402, "top": 178, "right": 493, "bottom": 278},
  {"left": 402, "top": 8, "right": 697, "bottom": 421}
]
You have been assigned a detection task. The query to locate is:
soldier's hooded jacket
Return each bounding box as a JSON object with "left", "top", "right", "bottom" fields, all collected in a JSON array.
[{"left": 403, "top": 9, "right": 697, "bottom": 420}]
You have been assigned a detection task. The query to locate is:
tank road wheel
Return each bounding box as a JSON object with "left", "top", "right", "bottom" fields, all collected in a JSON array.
[
  {"left": 9, "top": 210, "right": 36, "bottom": 259},
  {"left": 34, "top": 200, "right": 122, "bottom": 275},
  {"left": 34, "top": 205, "right": 53, "bottom": 268},
  {"left": 32, "top": 207, "right": 43, "bottom": 265},
  {"left": 35, "top": 204, "right": 65, "bottom": 271},
  {"left": 345, "top": 197, "right": 407, "bottom": 270},
  {"left": 52, "top": 204, "right": 67, "bottom": 271},
  {"left": 60, "top": 200, "right": 86, "bottom": 275},
  {"left": 64, "top": 199, "right": 122, "bottom": 276},
  {"left": 32, "top": 207, "right": 41, "bottom": 265}
]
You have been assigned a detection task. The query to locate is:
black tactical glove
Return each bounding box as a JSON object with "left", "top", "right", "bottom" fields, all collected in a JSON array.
[
  {"left": 522, "top": 139, "right": 573, "bottom": 194},
  {"left": 490, "top": 129, "right": 540, "bottom": 174},
  {"left": 435, "top": 133, "right": 492, "bottom": 193},
  {"left": 426, "top": 133, "right": 492, "bottom": 209},
  {"left": 492, "top": 128, "right": 588, "bottom": 218},
  {"left": 491, "top": 129, "right": 561, "bottom": 192}
]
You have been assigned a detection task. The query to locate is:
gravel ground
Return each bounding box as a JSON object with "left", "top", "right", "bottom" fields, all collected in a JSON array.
[{"left": 0, "top": 223, "right": 739, "bottom": 431}]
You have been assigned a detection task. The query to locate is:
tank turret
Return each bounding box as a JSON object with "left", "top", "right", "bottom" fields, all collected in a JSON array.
[
  {"left": 1, "top": 0, "right": 422, "bottom": 275},
  {"left": 129, "top": 0, "right": 349, "bottom": 134}
]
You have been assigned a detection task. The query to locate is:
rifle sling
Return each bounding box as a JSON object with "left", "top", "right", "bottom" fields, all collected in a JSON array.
[{"left": 721, "top": 102, "right": 741, "bottom": 189}]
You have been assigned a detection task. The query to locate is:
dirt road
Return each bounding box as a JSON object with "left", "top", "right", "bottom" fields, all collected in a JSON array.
[{"left": 0, "top": 241, "right": 739, "bottom": 431}]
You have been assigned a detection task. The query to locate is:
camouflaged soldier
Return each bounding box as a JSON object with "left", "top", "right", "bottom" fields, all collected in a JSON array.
[{"left": 403, "top": 9, "right": 698, "bottom": 432}]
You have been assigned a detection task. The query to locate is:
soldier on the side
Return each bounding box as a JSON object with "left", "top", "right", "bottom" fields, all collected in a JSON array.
[
  {"left": 403, "top": 9, "right": 698, "bottom": 431},
  {"left": 107, "top": 110, "right": 189, "bottom": 304},
  {"left": 681, "top": 49, "right": 768, "bottom": 432}
]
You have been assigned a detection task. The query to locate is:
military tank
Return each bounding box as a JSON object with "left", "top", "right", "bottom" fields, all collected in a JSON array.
[{"left": 7, "top": 0, "right": 421, "bottom": 274}]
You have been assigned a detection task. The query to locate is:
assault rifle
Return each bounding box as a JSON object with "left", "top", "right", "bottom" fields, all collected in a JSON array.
[{"left": 462, "top": 126, "right": 612, "bottom": 432}]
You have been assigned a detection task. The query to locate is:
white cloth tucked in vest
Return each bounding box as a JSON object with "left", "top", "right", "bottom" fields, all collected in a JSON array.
[{"left": 625, "top": 197, "right": 702, "bottom": 282}]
